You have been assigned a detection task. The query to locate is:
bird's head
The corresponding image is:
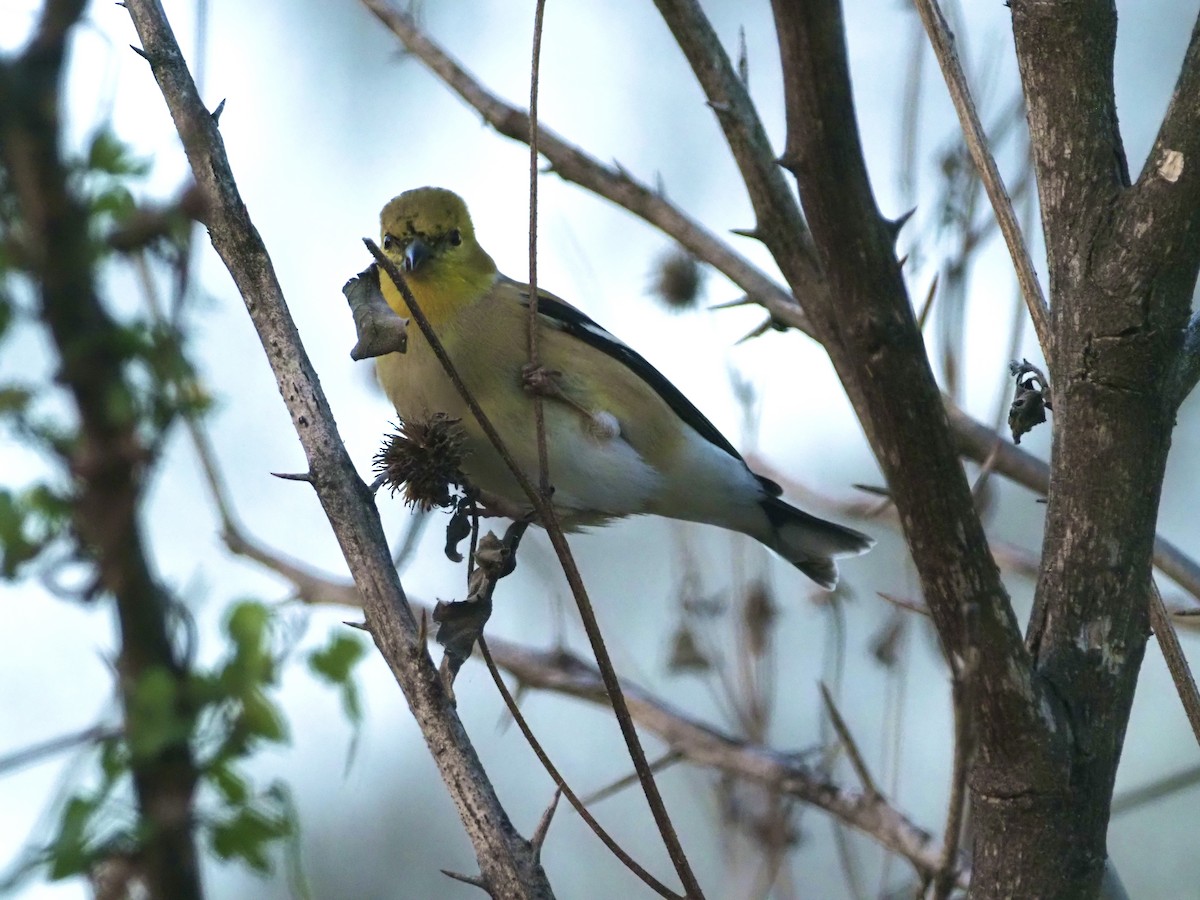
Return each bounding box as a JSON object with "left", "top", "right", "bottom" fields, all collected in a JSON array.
[{"left": 379, "top": 189, "right": 497, "bottom": 311}]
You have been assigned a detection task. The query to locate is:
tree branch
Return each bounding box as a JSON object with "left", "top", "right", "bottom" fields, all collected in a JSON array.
[
  {"left": 911, "top": 0, "right": 1052, "bottom": 360},
  {"left": 203, "top": 486, "right": 966, "bottom": 888},
  {"left": 123, "top": 2, "right": 552, "bottom": 895},
  {"left": 1010, "top": 0, "right": 1128, "bottom": 294},
  {"left": 1004, "top": 1, "right": 1198, "bottom": 891},
  {"left": 364, "top": 242, "right": 703, "bottom": 898},
  {"left": 1135, "top": 10, "right": 1200, "bottom": 274},
  {"left": 359, "top": 0, "right": 816, "bottom": 341},
  {"left": 767, "top": 0, "right": 1051, "bottom": 765},
  {"left": 648, "top": 0, "right": 826, "bottom": 332},
  {"left": 0, "top": 6, "right": 204, "bottom": 897}
]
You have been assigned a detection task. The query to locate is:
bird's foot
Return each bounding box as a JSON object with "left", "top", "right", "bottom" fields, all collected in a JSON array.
[{"left": 521, "top": 363, "right": 566, "bottom": 399}]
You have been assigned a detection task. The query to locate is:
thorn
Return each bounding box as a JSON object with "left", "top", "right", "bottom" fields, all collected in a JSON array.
[
  {"left": 129, "top": 44, "right": 149, "bottom": 61},
  {"left": 440, "top": 869, "right": 487, "bottom": 890},
  {"left": 852, "top": 483, "right": 891, "bottom": 498},
  {"left": 776, "top": 153, "right": 802, "bottom": 171},
  {"left": 730, "top": 226, "right": 761, "bottom": 241},
  {"left": 530, "top": 788, "right": 562, "bottom": 862},
  {"left": 735, "top": 317, "right": 776, "bottom": 345},
  {"left": 271, "top": 471, "right": 315, "bottom": 483},
  {"left": 368, "top": 472, "right": 388, "bottom": 495},
  {"left": 708, "top": 294, "right": 753, "bottom": 311},
  {"left": 706, "top": 99, "right": 732, "bottom": 115},
  {"left": 344, "top": 620, "right": 371, "bottom": 632},
  {"left": 885, "top": 206, "right": 916, "bottom": 241},
  {"left": 210, "top": 98, "right": 226, "bottom": 124}
]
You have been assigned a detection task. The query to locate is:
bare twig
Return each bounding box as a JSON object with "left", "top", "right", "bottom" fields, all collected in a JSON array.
[
  {"left": 359, "top": 0, "right": 817, "bottom": 341},
  {"left": 819, "top": 683, "right": 880, "bottom": 800},
  {"left": 499, "top": 644, "right": 963, "bottom": 888},
  {"left": 125, "top": 3, "right": 552, "bottom": 894},
  {"left": 1149, "top": 581, "right": 1200, "bottom": 749},
  {"left": 1111, "top": 763, "right": 1200, "bottom": 817},
  {"left": 366, "top": 242, "right": 702, "bottom": 897},
  {"left": 579, "top": 751, "right": 686, "bottom": 807},
  {"left": 478, "top": 639, "right": 681, "bottom": 899},
  {"left": 649, "top": 0, "right": 826, "bottom": 326},
  {"left": 207, "top": 510, "right": 961, "bottom": 886},
  {"left": 912, "top": 0, "right": 1052, "bottom": 361},
  {"left": 0, "top": 725, "right": 122, "bottom": 777},
  {"left": 932, "top": 672, "right": 973, "bottom": 900},
  {"left": 526, "top": 0, "right": 551, "bottom": 500}
]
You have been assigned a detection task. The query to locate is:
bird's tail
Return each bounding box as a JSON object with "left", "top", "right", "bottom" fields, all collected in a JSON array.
[{"left": 759, "top": 496, "right": 874, "bottom": 589}]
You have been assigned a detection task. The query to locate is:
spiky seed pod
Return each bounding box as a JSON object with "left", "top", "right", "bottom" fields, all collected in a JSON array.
[
  {"left": 650, "top": 248, "right": 705, "bottom": 311},
  {"left": 374, "top": 414, "right": 468, "bottom": 511}
]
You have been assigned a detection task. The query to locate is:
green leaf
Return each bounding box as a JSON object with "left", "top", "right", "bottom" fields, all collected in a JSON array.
[
  {"left": 0, "top": 383, "right": 31, "bottom": 416},
  {"left": 308, "top": 631, "right": 366, "bottom": 728},
  {"left": 307, "top": 633, "right": 366, "bottom": 684},
  {"left": 209, "top": 804, "right": 290, "bottom": 874},
  {"left": 47, "top": 796, "right": 98, "bottom": 880},
  {"left": 209, "top": 761, "right": 249, "bottom": 806},
  {"left": 226, "top": 600, "right": 270, "bottom": 652},
  {"left": 126, "top": 667, "right": 190, "bottom": 760},
  {"left": 86, "top": 129, "right": 150, "bottom": 178},
  {"left": 240, "top": 689, "right": 288, "bottom": 745},
  {"left": 98, "top": 736, "right": 128, "bottom": 784},
  {"left": 0, "top": 489, "right": 35, "bottom": 578}
]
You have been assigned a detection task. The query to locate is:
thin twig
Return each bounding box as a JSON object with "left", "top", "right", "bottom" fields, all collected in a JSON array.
[
  {"left": 478, "top": 638, "right": 681, "bottom": 899},
  {"left": 912, "top": 0, "right": 1053, "bottom": 363},
  {"left": 527, "top": 0, "right": 551, "bottom": 500},
  {"left": 125, "top": 4, "right": 552, "bottom": 893},
  {"left": 819, "top": 683, "right": 880, "bottom": 799},
  {"left": 932, "top": 676, "right": 972, "bottom": 900},
  {"left": 207, "top": 520, "right": 963, "bottom": 886},
  {"left": 0, "top": 725, "right": 121, "bottom": 776},
  {"left": 1149, "top": 579, "right": 1200, "bottom": 749},
  {"left": 366, "top": 241, "right": 703, "bottom": 896},
  {"left": 359, "top": 0, "right": 817, "bottom": 340},
  {"left": 1111, "top": 763, "right": 1200, "bottom": 817},
  {"left": 579, "top": 750, "right": 685, "bottom": 806}
]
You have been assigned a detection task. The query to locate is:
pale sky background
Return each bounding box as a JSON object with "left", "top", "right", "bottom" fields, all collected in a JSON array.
[{"left": 2, "top": 1, "right": 1199, "bottom": 898}]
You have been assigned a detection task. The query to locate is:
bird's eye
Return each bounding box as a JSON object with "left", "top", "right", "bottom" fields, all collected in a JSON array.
[
  {"left": 383, "top": 234, "right": 396, "bottom": 251},
  {"left": 448, "top": 229, "right": 462, "bottom": 246}
]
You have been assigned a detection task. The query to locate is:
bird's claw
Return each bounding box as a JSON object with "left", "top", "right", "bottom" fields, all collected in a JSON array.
[{"left": 521, "top": 363, "right": 566, "bottom": 399}]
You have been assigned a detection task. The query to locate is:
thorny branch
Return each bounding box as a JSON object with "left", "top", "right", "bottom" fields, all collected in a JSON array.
[
  {"left": 248, "top": 524, "right": 966, "bottom": 887},
  {"left": 359, "top": 0, "right": 818, "bottom": 340},
  {"left": 178, "top": 380, "right": 966, "bottom": 888},
  {"left": 363, "top": 241, "right": 704, "bottom": 897},
  {"left": 124, "top": 2, "right": 553, "bottom": 896}
]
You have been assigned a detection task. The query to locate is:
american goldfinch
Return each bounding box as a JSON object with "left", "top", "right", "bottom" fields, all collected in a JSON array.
[{"left": 374, "top": 187, "right": 872, "bottom": 588}]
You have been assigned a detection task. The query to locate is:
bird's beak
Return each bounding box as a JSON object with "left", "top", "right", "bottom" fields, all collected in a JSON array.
[{"left": 404, "top": 238, "right": 431, "bottom": 273}]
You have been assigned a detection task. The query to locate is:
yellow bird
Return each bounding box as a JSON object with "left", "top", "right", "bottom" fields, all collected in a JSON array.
[{"left": 375, "top": 187, "right": 872, "bottom": 588}]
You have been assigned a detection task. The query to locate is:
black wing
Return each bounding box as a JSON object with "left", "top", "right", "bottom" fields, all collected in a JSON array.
[{"left": 511, "top": 278, "right": 783, "bottom": 496}]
